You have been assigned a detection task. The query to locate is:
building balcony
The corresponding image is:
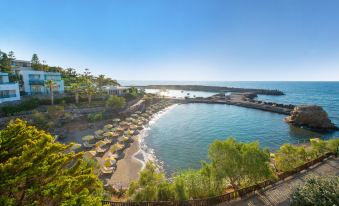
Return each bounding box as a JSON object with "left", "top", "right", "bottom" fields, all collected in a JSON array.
[
  {"left": 0, "top": 82, "right": 18, "bottom": 85},
  {"left": 0, "top": 94, "right": 17, "bottom": 99},
  {"left": 0, "top": 82, "right": 20, "bottom": 90},
  {"left": 29, "top": 79, "right": 45, "bottom": 85}
]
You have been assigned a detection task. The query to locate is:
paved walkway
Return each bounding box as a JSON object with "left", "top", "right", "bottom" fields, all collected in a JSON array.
[{"left": 219, "top": 157, "right": 339, "bottom": 206}]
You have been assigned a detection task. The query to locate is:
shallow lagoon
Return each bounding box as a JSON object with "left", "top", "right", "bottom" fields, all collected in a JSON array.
[{"left": 143, "top": 103, "right": 337, "bottom": 174}]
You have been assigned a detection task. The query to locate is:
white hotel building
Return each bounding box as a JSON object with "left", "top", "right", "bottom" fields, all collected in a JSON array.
[
  {"left": 0, "top": 72, "right": 21, "bottom": 103},
  {"left": 19, "top": 70, "right": 64, "bottom": 95},
  {"left": 0, "top": 59, "right": 65, "bottom": 104}
]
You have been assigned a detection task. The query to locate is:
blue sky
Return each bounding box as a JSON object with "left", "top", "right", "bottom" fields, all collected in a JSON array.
[{"left": 1, "top": 0, "right": 339, "bottom": 81}]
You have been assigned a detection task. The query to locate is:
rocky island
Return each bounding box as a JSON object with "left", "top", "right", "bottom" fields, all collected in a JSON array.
[{"left": 285, "top": 105, "right": 338, "bottom": 131}]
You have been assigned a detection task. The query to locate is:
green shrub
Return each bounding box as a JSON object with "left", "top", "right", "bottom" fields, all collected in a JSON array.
[
  {"left": 310, "top": 139, "right": 330, "bottom": 157},
  {"left": 87, "top": 112, "right": 103, "bottom": 122},
  {"left": 31, "top": 111, "right": 53, "bottom": 129},
  {"left": 326, "top": 138, "right": 339, "bottom": 153},
  {"left": 275, "top": 144, "right": 313, "bottom": 172},
  {"left": 291, "top": 176, "right": 339, "bottom": 206},
  {"left": 128, "top": 162, "right": 174, "bottom": 201},
  {"left": 106, "top": 95, "right": 126, "bottom": 111},
  {"left": 47, "top": 105, "right": 65, "bottom": 119},
  {"left": 1, "top": 98, "right": 41, "bottom": 115}
]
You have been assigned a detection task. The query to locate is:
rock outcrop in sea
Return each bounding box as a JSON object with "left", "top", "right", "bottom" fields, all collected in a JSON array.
[{"left": 285, "top": 105, "right": 337, "bottom": 131}]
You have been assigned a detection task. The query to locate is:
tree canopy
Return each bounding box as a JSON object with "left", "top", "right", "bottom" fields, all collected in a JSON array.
[
  {"left": 0, "top": 52, "right": 12, "bottom": 73},
  {"left": 128, "top": 138, "right": 275, "bottom": 202},
  {"left": 208, "top": 138, "right": 274, "bottom": 188},
  {"left": 128, "top": 162, "right": 173, "bottom": 202},
  {"left": 106, "top": 95, "right": 126, "bottom": 111},
  {"left": 31, "top": 53, "right": 41, "bottom": 70},
  {"left": 0, "top": 119, "right": 103, "bottom": 206}
]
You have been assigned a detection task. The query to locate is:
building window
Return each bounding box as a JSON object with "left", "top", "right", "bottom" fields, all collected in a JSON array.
[
  {"left": 31, "top": 85, "right": 43, "bottom": 94},
  {"left": 29, "top": 74, "right": 41, "bottom": 80},
  {"left": 45, "top": 75, "right": 61, "bottom": 81},
  {"left": 0, "top": 90, "right": 16, "bottom": 98}
]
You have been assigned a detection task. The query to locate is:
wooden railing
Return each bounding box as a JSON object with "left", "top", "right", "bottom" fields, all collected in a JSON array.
[{"left": 102, "top": 152, "right": 334, "bottom": 206}]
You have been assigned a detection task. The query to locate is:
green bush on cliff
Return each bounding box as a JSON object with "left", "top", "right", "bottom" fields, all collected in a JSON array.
[
  {"left": 128, "top": 138, "right": 275, "bottom": 201},
  {"left": 128, "top": 162, "right": 174, "bottom": 201},
  {"left": 275, "top": 144, "right": 312, "bottom": 172},
  {"left": 106, "top": 95, "right": 126, "bottom": 111},
  {"left": 276, "top": 139, "right": 338, "bottom": 172},
  {"left": 208, "top": 138, "right": 274, "bottom": 189},
  {"left": 87, "top": 112, "right": 104, "bottom": 122},
  {"left": 326, "top": 138, "right": 339, "bottom": 153},
  {"left": 0, "top": 119, "right": 103, "bottom": 205},
  {"left": 1, "top": 98, "right": 40, "bottom": 115}
]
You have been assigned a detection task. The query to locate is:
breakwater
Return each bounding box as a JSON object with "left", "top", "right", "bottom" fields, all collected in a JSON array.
[
  {"left": 176, "top": 92, "right": 294, "bottom": 115},
  {"left": 138, "top": 85, "right": 285, "bottom": 95},
  {"left": 186, "top": 98, "right": 293, "bottom": 115}
]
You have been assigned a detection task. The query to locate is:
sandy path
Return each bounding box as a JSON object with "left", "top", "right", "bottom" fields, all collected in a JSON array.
[{"left": 108, "top": 137, "right": 143, "bottom": 188}]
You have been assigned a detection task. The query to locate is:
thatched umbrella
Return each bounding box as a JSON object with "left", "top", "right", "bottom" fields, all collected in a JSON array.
[
  {"left": 112, "top": 118, "right": 121, "bottom": 123},
  {"left": 126, "top": 117, "right": 134, "bottom": 122},
  {"left": 103, "top": 132, "right": 113, "bottom": 138},
  {"left": 118, "top": 136, "right": 129, "bottom": 143},
  {"left": 111, "top": 132, "right": 120, "bottom": 138},
  {"left": 95, "top": 129, "right": 104, "bottom": 136},
  {"left": 104, "top": 157, "right": 117, "bottom": 167},
  {"left": 70, "top": 143, "right": 81, "bottom": 151},
  {"left": 95, "top": 140, "right": 107, "bottom": 148},
  {"left": 115, "top": 127, "right": 124, "bottom": 133},
  {"left": 116, "top": 143, "right": 125, "bottom": 151},
  {"left": 119, "top": 121, "right": 129, "bottom": 126},
  {"left": 131, "top": 114, "right": 138, "bottom": 118},
  {"left": 129, "top": 124, "right": 138, "bottom": 130},
  {"left": 104, "top": 124, "right": 113, "bottom": 131},
  {"left": 83, "top": 150, "right": 96, "bottom": 159},
  {"left": 82, "top": 135, "right": 94, "bottom": 142},
  {"left": 137, "top": 125, "right": 144, "bottom": 130}
]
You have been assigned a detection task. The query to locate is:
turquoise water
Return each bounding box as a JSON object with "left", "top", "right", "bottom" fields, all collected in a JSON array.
[{"left": 120, "top": 81, "right": 339, "bottom": 173}]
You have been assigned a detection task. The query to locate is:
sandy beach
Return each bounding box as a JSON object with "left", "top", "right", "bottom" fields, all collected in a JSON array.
[{"left": 108, "top": 136, "right": 143, "bottom": 188}]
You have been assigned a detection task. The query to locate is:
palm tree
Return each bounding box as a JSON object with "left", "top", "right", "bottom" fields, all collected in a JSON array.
[
  {"left": 95, "top": 74, "right": 106, "bottom": 95},
  {"left": 83, "top": 79, "right": 97, "bottom": 105},
  {"left": 45, "top": 80, "right": 57, "bottom": 105},
  {"left": 70, "top": 83, "right": 81, "bottom": 104}
]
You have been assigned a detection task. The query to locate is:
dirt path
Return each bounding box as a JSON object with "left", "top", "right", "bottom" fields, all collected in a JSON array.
[{"left": 219, "top": 157, "right": 339, "bottom": 206}]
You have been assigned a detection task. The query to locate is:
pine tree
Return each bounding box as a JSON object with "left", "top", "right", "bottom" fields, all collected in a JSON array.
[
  {"left": 0, "top": 53, "right": 12, "bottom": 73},
  {"left": 0, "top": 119, "right": 103, "bottom": 205},
  {"left": 31, "top": 53, "right": 41, "bottom": 70}
]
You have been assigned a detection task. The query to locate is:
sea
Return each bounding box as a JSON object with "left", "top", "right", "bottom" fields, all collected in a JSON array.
[{"left": 120, "top": 81, "right": 339, "bottom": 174}]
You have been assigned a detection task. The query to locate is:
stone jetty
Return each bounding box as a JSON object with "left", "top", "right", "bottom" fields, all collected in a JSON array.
[
  {"left": 185, "top": 93, "right": 294, "bottom": 115},
  {"left": 138, "top": 85, "right": 284, "bottom": 95}
]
